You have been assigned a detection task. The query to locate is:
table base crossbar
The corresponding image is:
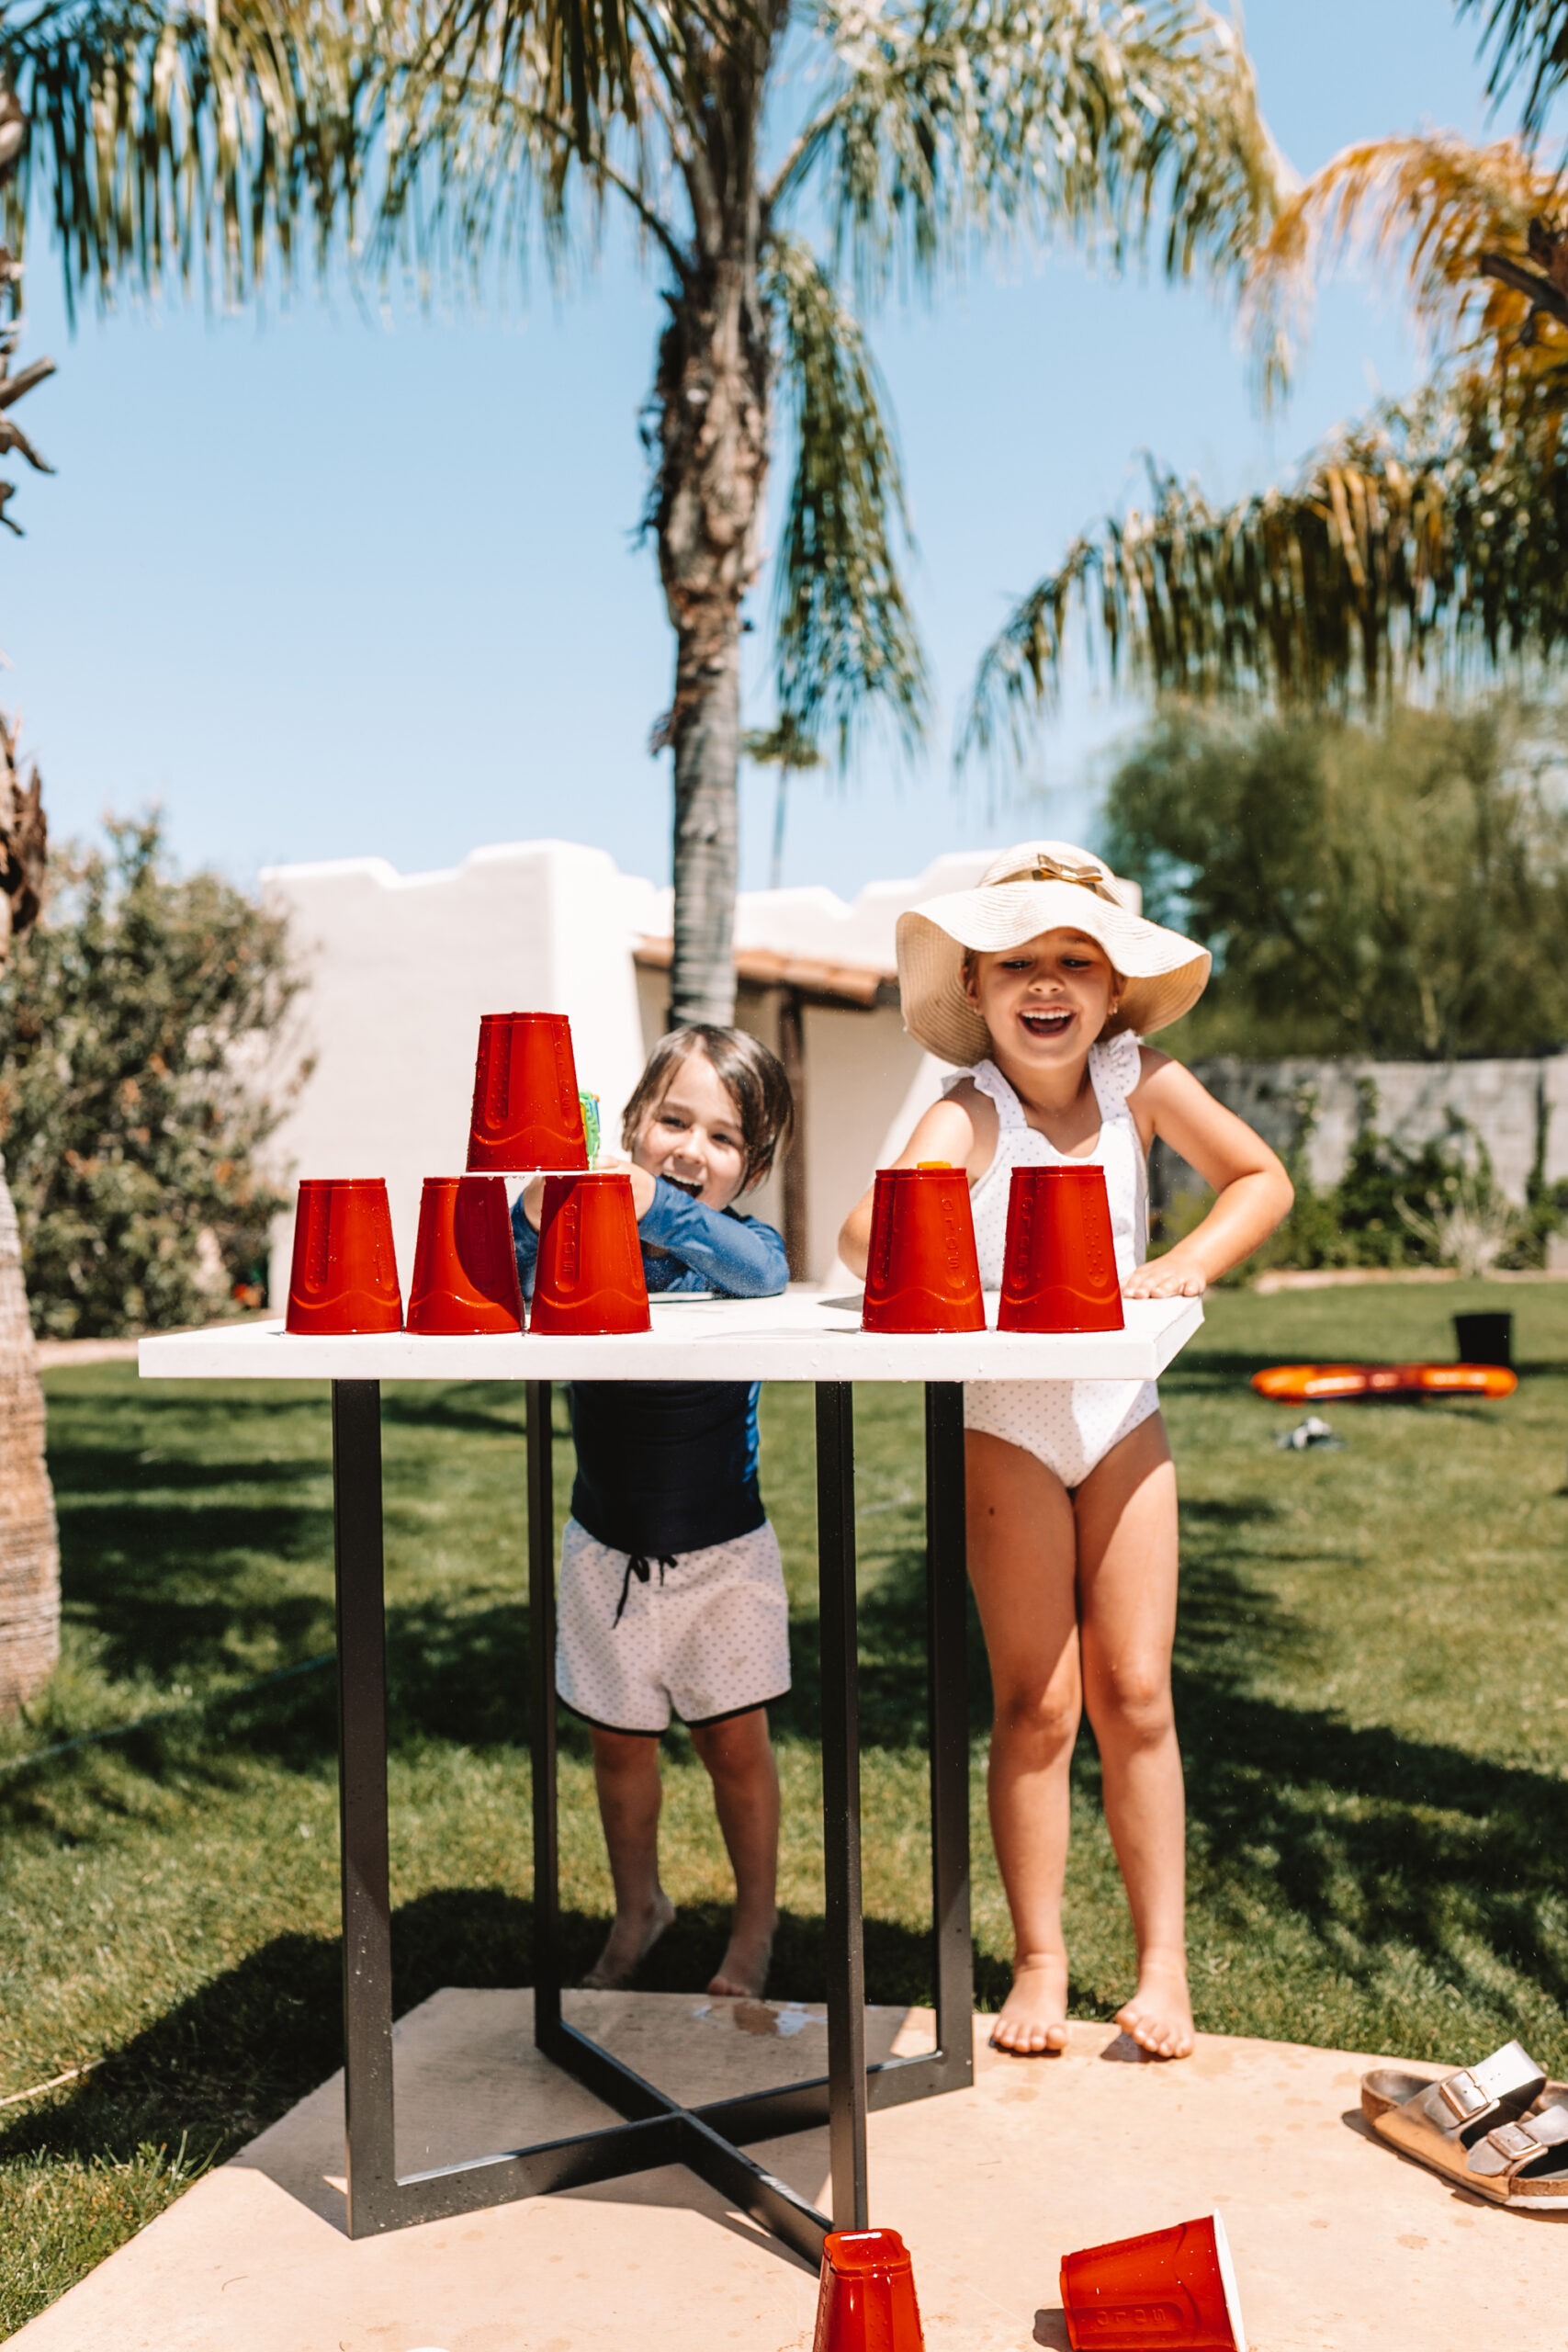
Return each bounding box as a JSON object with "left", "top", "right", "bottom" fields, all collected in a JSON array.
[{"left": 329, "top": 1374, "right": 973, "bottom": 2254}]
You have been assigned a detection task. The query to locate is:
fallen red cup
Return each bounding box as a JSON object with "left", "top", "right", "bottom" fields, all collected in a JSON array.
[
  {"left": 1060, "top": 2211, "right": 1247, "bottom": 2352},
  {"left": 466, "top": 1012, "right": 588, "bottom": 1172},
  {"left": 812, "top": 2226, "right": 925, "bottom": 2352},
  {"left": 529, "top": 1171, "right": 650, "bottom": 1336},
  {"left": 285, "top": 1179, "right": 403, "bottom": 1335},
  {"left": 861, "top": 1163, "right": 985, "bottom": 1334},
  {"left": 405, "top": 1176, "right": 525, "bottom": 1335},
  {"left": 998, "top": 1162, "right": 1124, "bottom": 1333}
]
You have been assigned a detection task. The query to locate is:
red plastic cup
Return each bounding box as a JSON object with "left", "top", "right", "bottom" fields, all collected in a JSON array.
[
  {"left": 998, "top": 1163, "right": 1124, "bottom": 1334},
  {"left": 1060, "top": 2211, "right": 1247, "bottom": 2352},
  {"left": 285, "top": 1179, "right": 402, "bottom": 1335},
  {"left": 812, "top": 2227, "right": 925, "bottom": 2352},
  {"left": 529, "top": 1171, "right": 651, "bottom": 1336},
  {"left": 466, "top": 1012, "right": 588, "bottom": 1172},
  {"left": 861, "top": 1163, "right": 985, "bottom": 1334},
  {"left": 405, "top": 1176, "right": 525, "bottom": 1335}
]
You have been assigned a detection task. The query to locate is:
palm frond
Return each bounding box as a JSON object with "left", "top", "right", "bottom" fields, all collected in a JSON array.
[
  {"left": 400, "top": 0, "right": 629, "bottom": 153},
  {"left": 1461, "top": 0, "right": 1568, "bottom": 142},
  {"left": 2, "top": 0, "right": 373, "bottom": 312},
  {"left": 0, "top": 0, "right": 632, "bottom": 315},
  {"left": 960, "top": 371, "right": 1568, "bottom": 757},
  {"left": 1243, "top": 131, "right": 1564, "bottom": 401},
  {"left": 763, "top": 230, "right": 926, "bottom": 757},
  {"left": 773, "top": 0, "right": 1282, "bottom": 301}
]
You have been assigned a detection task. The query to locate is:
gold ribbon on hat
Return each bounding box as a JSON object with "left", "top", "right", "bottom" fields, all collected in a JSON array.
[{"left": 990, "top": 851, "right": 1120, "bottom": 903}]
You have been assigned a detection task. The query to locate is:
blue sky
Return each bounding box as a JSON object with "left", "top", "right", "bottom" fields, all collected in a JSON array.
[{"left": 5, "top": 0, "right": 1502, "bottom": 899}]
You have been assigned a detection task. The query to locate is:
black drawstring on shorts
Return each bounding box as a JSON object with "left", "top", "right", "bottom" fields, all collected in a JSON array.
[{"left": 614, "top": 1552, "right": 674, "bottom": 1626}]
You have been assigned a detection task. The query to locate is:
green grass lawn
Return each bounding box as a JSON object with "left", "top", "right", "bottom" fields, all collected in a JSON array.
[{"left": 2, "top": 1278, "right": 1566, "bottom": 2333}]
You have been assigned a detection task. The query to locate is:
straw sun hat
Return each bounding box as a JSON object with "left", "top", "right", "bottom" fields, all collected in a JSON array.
[{"left": 896, "top": 841, "right": 1212, "bottom": 1067}]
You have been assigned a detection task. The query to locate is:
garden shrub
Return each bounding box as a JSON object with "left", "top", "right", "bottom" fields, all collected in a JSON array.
[
  {"left": 1157, "top": 1079, "right": 1566, "bottom": 1276},
  {"left": 0, "top": 817, "right": 305, "bottom": 1337}
]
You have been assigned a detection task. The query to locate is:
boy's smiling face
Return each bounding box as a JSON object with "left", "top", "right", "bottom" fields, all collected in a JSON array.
[
  {"left": 964, "top": 927, "right": 1120, "bottom": 1070},
  {"left": 631, "top": 1046, "right": 750, "bottom": 1212}
]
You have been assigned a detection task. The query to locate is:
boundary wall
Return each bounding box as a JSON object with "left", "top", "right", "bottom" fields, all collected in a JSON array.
[{"left": 1153, "top": 1055, "right": 1568, "bottom": 1213}]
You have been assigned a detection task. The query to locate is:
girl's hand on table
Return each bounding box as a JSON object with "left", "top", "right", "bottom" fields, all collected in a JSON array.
[{"left": 1122, "top": 1256, "right": 1207, "bottom": 1300}]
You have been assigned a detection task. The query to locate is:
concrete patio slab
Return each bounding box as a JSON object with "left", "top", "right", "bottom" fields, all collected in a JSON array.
[{"left": 11, "top": 1990, "right": 1566, "bottom": 2352}]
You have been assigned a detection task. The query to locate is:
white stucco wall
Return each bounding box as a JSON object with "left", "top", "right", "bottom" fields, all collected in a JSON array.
[{"left": 264, "top": 841, "right": 660, "bottom": 1295}]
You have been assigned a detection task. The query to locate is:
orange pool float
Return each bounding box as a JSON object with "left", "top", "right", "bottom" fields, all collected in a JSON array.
[{"left": 1251, "top": 1363, "right": 1518, "bottom": 1404}]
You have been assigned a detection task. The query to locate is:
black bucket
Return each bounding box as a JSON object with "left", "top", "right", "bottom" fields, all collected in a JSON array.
[{"left": 1454, "top": 1310, "right": 1513, "bottom": 1368}]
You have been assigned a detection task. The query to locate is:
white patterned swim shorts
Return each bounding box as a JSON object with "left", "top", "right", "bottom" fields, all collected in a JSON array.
[{"left": 556, "top": 1516, "right": 791, "bottom": 1735}]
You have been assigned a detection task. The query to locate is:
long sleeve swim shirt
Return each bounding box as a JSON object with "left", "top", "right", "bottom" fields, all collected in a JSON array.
[{"left": 512, "top": 1178, "right": 789, "bottom": 1556}]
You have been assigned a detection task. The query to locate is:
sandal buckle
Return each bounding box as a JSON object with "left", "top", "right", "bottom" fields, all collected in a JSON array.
[
  {"left": 1486, "top": 2120, "right": 1538, "bottom": 2159},
  {"left": 1438, "top": 2069, "right": 1489, "bottom": 2122}
]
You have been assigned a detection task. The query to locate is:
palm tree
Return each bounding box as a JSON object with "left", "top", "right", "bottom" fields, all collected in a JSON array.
[
  {"left": 6, "top": 0, "right": 1280, "bottom": 1023},
  {"left": 0, "top": 705, "right": 56, "bottom": 1719},
  {"left": 0, "top": 0, "right": 622, "bottom": 1711},
  {"left": 0, "top": 70, "right": 58, "bottom": 1720},
  {"left": 963, "top": 3, "right": 1568, "bottom": 740},
  {"left": 374, "top": 0, "right": 1284, "bottom": 1019}
]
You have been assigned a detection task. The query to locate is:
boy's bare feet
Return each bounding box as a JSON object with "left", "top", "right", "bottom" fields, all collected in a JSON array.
[
  {"left": 988, "top": 1951, "right": 1070, "bottom": 2056},
  {"left": 582, "top": 1890, "right": 676, "bottom": 1990},
  {"left": 1115, "top": 1951, "right": 1194, "bottom": 2059},
  {"left": 707, "top": 1910, "right": 776, "bottom": 2000}
]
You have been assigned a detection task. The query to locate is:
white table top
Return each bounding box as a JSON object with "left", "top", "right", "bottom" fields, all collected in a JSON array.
[{"left": 137, "top": 1290, "right": 1203, "bottom": 1384}]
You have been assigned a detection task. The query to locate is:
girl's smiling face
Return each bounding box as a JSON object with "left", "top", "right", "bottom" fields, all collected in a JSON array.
[
  {"left": 630, "top": 1046, "right": 750, "bottom": 1212},
  {"left": 964, "top": 928, "right": 1120, "bottom": 1069}
]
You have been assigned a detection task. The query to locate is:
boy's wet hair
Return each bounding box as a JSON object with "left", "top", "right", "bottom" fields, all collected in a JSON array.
[{"left": 622, "top": 1025, "right": 794, "bottom": 1191}]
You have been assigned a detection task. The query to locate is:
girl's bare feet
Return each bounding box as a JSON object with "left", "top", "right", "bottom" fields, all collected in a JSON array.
[
  {"left": 582, "top": 1890, "right": 676, "bottom": 1990},
  {"left": 707, "top": 1908, "right": 776, "bottom": 1999},
  {"left": 989, "top": 1951, "right": 1070, "bottom": 2056},
  {"left": 1115, "top": 1950, "right": 1194, "bottom": 2058}
]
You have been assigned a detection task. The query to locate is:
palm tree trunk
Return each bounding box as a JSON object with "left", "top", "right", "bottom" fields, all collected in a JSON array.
[
  {"left": 0, "top": 1153, "right": 59, "bottom": 1716},
  {"left": 652, "top": 252, "right": 771, "bottom": 1028}
]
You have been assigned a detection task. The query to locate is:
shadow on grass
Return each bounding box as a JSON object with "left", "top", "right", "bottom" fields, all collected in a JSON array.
[
  {"left": 0, "top": 1890, "right": 944, "bottom": 2179},
  {"left": 27, "top": 1376, "right": 1568, "bottom": 2074}
]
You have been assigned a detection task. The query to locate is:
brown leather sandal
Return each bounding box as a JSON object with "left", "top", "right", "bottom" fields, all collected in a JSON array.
[
  {"left": 1361, "top": 2041, "right": 1552, "bottom": 2201},
  {"left": 1464, "top": 2101, "right": 1568, "bottom": 2211}
]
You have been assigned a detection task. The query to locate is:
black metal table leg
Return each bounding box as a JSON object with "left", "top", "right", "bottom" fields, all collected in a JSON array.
[
  {"left": 325, "top": 1367, "right": 970, "bottom": 2248},
  {"left": 332, "top": 1379, "right": 399, "bottom": 2229},
  {"left": 526, "top": 1379, "right": 562, "bottom": 2048},
  {"left": 816, "top": 1380, "right": 869, "bottom": 2232},
  {"left": 925, "top": 1384, "right": 974, "bottom": 2087}
]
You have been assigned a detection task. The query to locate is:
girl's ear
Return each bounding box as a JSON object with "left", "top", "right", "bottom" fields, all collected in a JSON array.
[{"left": 961, "top": 950, "right": 982, "bottom": 1008}]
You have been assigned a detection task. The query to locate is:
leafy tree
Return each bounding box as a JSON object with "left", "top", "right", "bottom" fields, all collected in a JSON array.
[
  {"left": 1101, "top": 699, "right": 1568, "bottom": 1059},
  {"left": 3, "top": 0, "right": 1280, "bottom": 1023},
  {"left": 0, "top": 815, "right": 304, "bottom": 1340}
]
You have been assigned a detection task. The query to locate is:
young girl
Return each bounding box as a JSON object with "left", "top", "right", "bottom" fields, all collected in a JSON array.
[
  {"left": 513, "top": 1025, "right": 794, "bottom": 2001},
  {"left": 839, "top": 842, "right": 1292, "bottom": 2061}
]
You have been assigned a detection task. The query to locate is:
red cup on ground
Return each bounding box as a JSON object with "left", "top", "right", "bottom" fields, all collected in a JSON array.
[
  {"left": 1060, "top": 2211, "right": 1247, "bottom": 2352},
  {"left": 861, "top": 1163, "right": 985, "bottom": 1334},
  {"left": 406, "top": 1176, "right": 525, "bottom": 1335},
  {"left": 286, "top": 1179, "right": 402, "bottom": 1335},
  {"left": 529, "top": 1171, "right": 650, "bottom": 1336},
  {"left": 466, "top": 1012, "right": 588, "bottom": 1172},
  {"left": 812, "top": 2227, "right": 925, "bottom": 2352},
  {"left": 998, "top": 1162, "right": 1124, "bottom": 1333}
]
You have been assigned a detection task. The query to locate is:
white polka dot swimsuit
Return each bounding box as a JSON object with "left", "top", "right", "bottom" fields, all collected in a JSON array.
[{"left": 956, "top": 1035, "right": 1161, "bottom": 1487}]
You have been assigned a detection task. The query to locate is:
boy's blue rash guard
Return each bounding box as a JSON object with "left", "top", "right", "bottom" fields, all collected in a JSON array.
[{"left": 511, "top": 1177, "right": 789, "bottom": 1557}]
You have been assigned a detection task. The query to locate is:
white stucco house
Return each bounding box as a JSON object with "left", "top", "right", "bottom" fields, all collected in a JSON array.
[{"left": 261, "top": 839, "right": 994, "bottom": 1298}]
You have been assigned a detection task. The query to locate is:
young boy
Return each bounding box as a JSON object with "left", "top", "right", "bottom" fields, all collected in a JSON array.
[{"left": 513, "top": 1025, "right": 794, "bottom": 1999}]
